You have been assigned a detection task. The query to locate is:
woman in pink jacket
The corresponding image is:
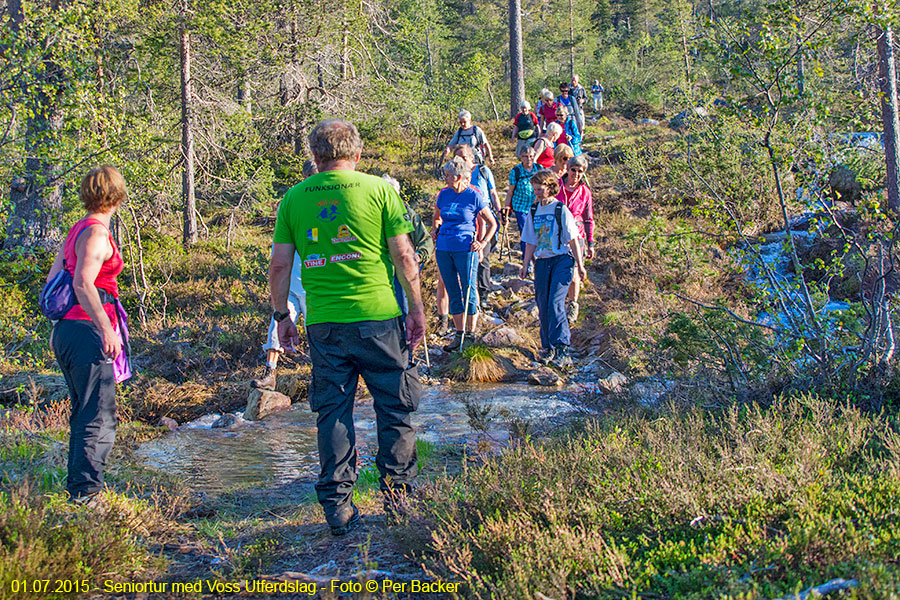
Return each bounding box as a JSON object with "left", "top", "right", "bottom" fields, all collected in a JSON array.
[{"left": 555, "top": 154, "right": 594, "bottom": 323}]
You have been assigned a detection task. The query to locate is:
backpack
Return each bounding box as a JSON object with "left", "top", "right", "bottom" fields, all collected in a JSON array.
[
  {"left": 529, "top": 201, "right": 565, "bottom": 251},
  {"left": 453, "top": 125, "right": 485, "bottom": 162},
  {"left": 516, "top": 113, "right": 537, "bottom": 139},
  {"left": 39, "top": 227, "right": 113, "bottom": 320}
]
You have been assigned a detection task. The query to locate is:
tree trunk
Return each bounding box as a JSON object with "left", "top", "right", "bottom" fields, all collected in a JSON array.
[
  {"left": 508, "top": 0, "right": 525, "bottom": 117},
  {"left": 4, "top": 0, "right": 66, "bottom": 251},
  {"left": 878, "top": 25, "right": 900, "bottom": 212},
  {"left": 425, "top": 27, "right": 434, "bottom": 89},
  {"left": 568, "top": 0, "right": 575, "bottom": 77},
  {"left": 180, "top": 0, "right": 197, "bottom": 246}
]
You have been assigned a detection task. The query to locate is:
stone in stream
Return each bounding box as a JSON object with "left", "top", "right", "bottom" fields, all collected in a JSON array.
[
  {"left": 158, "top": 416, "right": 179, "bottom": 431},
  {"left": 244, "top": 390, "right": 291, "bottom": 421},
  {"left": 598, "top": 371, "right": 628, "bottom": 395},
  {"left": 211, "top": 413, "right": 237, "bottom": 428},
  {"left": 482, "top": 326, "right": 525, "bottom": 348},
  {"left": 528, "top": 368, "right": 561, "bottom": 386}
]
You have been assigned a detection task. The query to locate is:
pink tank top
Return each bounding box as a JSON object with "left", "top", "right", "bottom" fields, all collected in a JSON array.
[{"left": 62, "top": 218, "right": 123, "bottom": 324}]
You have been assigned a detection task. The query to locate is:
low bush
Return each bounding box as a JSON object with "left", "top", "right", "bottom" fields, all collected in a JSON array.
[{"left": 408, "top": 396, "right": 900, "bottom": 599}]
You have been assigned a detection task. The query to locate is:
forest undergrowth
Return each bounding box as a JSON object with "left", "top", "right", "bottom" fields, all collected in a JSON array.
[{"left": 1, "top": 114, "right": 900, "bottom": 598}]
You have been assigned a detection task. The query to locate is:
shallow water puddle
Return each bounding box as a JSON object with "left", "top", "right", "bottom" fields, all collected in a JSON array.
[{"left": 136, "top": 383, "right": 578, "bottom": 494}]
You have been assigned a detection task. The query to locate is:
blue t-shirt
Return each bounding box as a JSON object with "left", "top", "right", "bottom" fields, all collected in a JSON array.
[
  {"left": 436, "top": 186, "right": 488, "bottom": 252},
  {"left": 470, "top": 165, "right": 496, "bottom": 210}
]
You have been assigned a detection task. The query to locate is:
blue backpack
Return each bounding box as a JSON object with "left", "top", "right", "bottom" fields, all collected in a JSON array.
[{"left": 39, "top": 267, "right": 77, "bottom": 321}]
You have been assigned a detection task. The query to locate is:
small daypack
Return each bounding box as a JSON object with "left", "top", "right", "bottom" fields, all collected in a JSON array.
[
  {"left": 454, "top": 125, "right": 485, "bottom": 162},
  {"left": 530, "top": 201, "right": 565, "bottom": 251}
]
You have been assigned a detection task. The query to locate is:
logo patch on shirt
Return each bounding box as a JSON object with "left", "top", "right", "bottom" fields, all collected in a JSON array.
[
  {"left": 330, "top": 252, "right": 361, "bottom": 263},
  {"left": 304, "top": 254, "right": 326, "bottom": 268},
  {"left": 306, "top": 228, "right": 318, "bottom": 242},
  {"left": 317, "top": 205, "right": 339, "bottom": 222},
  {"left": 331, "top": 224, "right": 357, "bottom": 244}
]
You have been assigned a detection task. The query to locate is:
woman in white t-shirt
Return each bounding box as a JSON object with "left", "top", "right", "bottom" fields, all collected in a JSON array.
[{"left": 519, "top": 170, "right": 586, "bottom": 368}]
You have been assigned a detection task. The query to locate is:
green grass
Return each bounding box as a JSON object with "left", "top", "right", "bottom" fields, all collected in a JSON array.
[
  {"left": 403, "top": 395, "right": 900, "bottom": 599},
  {"left": 354, "top": 438, "right": 437, "bottom": 502}
]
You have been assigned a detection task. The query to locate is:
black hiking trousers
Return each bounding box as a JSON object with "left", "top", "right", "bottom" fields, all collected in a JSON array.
[
  {"left": 51, "top": 319, "right": 117, "bottom": 500},
  {"left": 307, "top": 317, "right": 421, "bottom": 526}
]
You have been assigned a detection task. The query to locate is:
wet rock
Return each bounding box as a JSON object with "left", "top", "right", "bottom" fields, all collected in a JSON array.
[
  {"left": 528, "top": 368, "right": 561, "bottom": 386},
  {"left": 502, "top": 277, "right": 532, "bottom": 293},
  {"left": 598, "top": 371, "right": 628, "bottom": 394},
  {"left": 482, "top": 326, "right": 525, "bottom": 347},
  {"left": 211, "top": 413, "right": 237, "bottom": 428},
  {"left": 502, "top": 262, "right": 522, "bottom": 276},
  {"left": 244, "top": 390, "right": 291, "bottom": 421},
  {"left": 158, "top": 417, "right": 179, "bottom": 431}
]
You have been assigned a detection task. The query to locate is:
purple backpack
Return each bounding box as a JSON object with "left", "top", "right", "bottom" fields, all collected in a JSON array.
[{"left": 39, "top": 264, "right": 77, "bottom": 321}]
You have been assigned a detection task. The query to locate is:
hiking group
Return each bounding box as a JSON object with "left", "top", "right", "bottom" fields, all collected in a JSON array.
[{"left": 41, "top": 72, "right": 603, "bottom": 536}]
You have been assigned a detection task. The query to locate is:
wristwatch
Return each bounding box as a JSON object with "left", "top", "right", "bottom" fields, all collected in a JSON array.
[{"left": 273, "top": 310, "right": 290, "bottom": 322}]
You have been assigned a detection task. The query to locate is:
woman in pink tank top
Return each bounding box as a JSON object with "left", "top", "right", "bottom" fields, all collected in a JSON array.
[
  {"left": 46, "top": 166, "right": 128, "bottom": 503},
  {"left": 555, "top": 154, "right": 594, "bottom": 323}
]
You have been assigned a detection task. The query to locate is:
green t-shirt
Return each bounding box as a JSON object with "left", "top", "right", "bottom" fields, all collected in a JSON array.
[{"left": 273, "top": 170, "right": 413, "bottom": 325}]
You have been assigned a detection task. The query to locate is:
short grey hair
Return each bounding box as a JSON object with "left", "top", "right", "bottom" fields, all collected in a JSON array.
[
  {"left": 541, "top": 88, "right": 553, "bottom": 101},
  {"left": 567, "top": 154, "right": 589, "bottom": 170},
  {"left": 381, "top": 174, "right": 401, "bottom": 193},
  {"left": 546, "top": 122, "right": 563, "bottom": 137},
  {"left": 517, "top": 144, "right": 536, "bottom": 158},
  {"left": 458, "top": 110, "right": 472, "bottom": 120},
  {"left": 520, "top": 100, "right": 532, "bottom": 111},
  {"left": 308, "top": 119, "right": 363, "bottom": 163},
  {"left": 557, "top": 104, "right": 568, "bottom": 116},
  {"left": 443, "top": 156, "right": 471, "bottom": 179}
]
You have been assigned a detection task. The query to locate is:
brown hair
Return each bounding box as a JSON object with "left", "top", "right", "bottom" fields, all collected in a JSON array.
[
  {"left": 80, "top": 165, "right": 127, "bottom": 213},
  {"left": 308, "top": 119, "right": 364, "bottom": 163},
  {"left": 530, "top": 170, "right": 560, "bottom": 197}
]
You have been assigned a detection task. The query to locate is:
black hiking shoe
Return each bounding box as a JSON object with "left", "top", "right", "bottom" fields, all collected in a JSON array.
[
  {"left": 550, "top": 345, "right": 573, "bottom": 369},
  {"left": 444, "top": 331, "right": 464, "bottom": 352},
  {"left": 539, "top": 347, "right": 556, "bottom": 364},
  {"left": 251, "top": 367, "right": 277, "bottom": 390},
  {"left": 329, "top": 504, "right": 361, "bottom": 537}
]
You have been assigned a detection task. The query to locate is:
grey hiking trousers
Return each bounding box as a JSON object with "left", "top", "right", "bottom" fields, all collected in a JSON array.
[{"left": 307, "top": 317, "right": 421, "bottom": 525}]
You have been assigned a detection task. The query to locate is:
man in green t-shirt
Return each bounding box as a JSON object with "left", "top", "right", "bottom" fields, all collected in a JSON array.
[{"left": 269, "top": 119, "right": 425, "bottom": 536}]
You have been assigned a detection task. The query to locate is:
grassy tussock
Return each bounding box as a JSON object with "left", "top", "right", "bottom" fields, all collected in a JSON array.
[
  {"left": 447, "top": 344, "right": 506, "bottom": 383},
  {"left": 405, "top": 396, "right": 900, "bottom": 599},
  {"left": 0, "top": 485, "right": 168, "bottom": 599}
]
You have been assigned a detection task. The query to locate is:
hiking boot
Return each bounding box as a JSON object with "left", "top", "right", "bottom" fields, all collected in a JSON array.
[
  {"left": 444, "top": 330, "right": 464, "bottom": 352},
  {"left": 437, "top": 315, "right": 451, "bottom": 336},
  {"left": 551, "top": 345, "right": 573, "bottom": 369},
  {"left": 329, "top": 504, "right": 361, "bottom": 537},
  {"left": 251, "top": 367, "right": 277, "bottom": 390},
  {"left": 566, "top": 301, "right": 580, "bottom": 323},
  {"left": 539, "top": 346, "right": 556, "bottom": 364}
]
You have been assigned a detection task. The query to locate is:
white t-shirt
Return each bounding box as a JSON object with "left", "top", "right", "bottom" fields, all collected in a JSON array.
[{"left": 521, "top": 200, "right": 579, "bottom": 259}]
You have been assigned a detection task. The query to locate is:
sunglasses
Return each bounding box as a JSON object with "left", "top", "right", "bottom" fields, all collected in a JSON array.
[{"left": 570, "top": 168, "right": 585, "bottom": 173}]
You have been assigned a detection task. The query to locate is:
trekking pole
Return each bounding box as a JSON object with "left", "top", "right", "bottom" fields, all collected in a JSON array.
[
  {"left": 422, "top": 324, "right": 431, "bottom": 368},
  {"left": 460, "top": 250, "right": 478, "bottom": 350}
]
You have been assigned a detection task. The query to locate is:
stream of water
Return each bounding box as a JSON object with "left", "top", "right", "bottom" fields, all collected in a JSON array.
[{"left": 136, "top": 383, "right": 579, "bottom": 495}]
